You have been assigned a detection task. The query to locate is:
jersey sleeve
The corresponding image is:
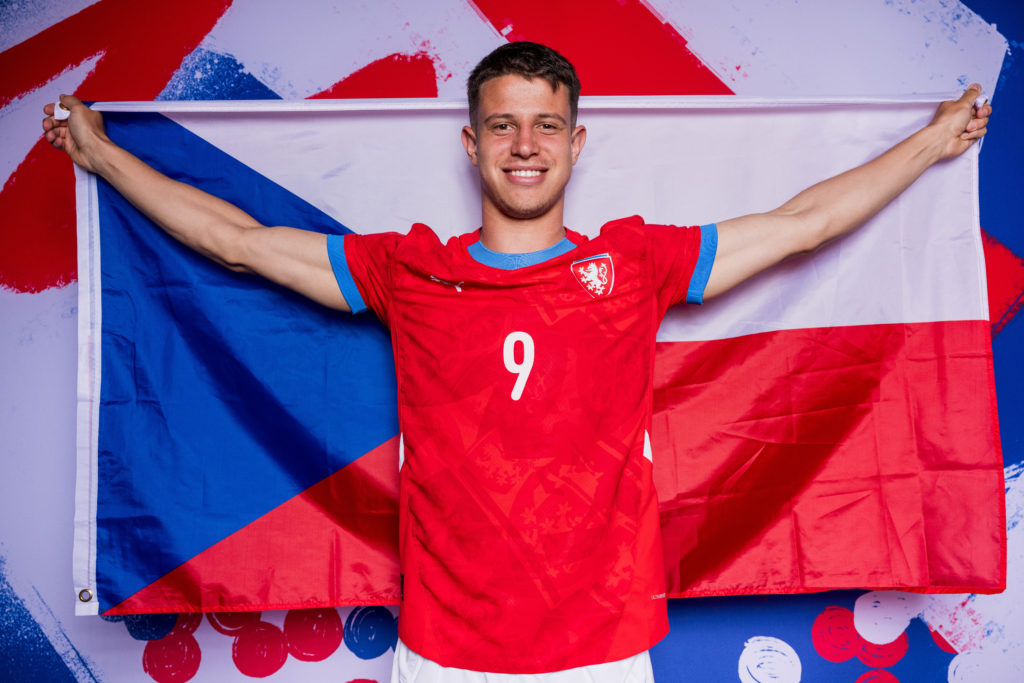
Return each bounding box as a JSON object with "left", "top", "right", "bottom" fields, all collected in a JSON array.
[
  {"left": 326, "top": 232, "right": 404, "bottom": 322},
  {"left": 646, "top": 222, "right": 718, "bottom": 313}
]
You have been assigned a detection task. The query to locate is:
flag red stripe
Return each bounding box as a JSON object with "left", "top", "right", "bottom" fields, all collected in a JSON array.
[
  {"left": 108, "top": 319, "right": 1003, "bottom": 613},
  {"left": 653, "top": 319, "right": 1005, "bottom": 596}
]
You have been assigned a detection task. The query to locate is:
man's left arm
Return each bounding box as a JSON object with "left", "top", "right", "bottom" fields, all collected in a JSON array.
[{"left": 704, "top": 85, "right": 991, "bottom": 300}]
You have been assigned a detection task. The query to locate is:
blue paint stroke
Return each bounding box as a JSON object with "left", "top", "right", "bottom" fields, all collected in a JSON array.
[
  {"left": 158, "top": 47, "right": 281, "bottom": 100},
  {"left": 343, "top": 606, "right": 398, "bottom": 660},
  {"left": 121, "top": 613, "right": 179, "bottom": 641},
  {"left": 0, "top": 555, "right": 88, "bottom": 682}
]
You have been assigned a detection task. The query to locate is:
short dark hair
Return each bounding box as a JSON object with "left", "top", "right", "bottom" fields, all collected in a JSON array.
[{"left": 467, "top": 41, "right": 581, "bottom": 128}]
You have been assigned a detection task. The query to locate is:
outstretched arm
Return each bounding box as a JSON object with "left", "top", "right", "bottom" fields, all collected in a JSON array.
[
  {"left": 42, "top": 95, "right": 351, "bottom": 312},
  {"left": 704, "top": 85, "right": 992, "bottom": 300}
]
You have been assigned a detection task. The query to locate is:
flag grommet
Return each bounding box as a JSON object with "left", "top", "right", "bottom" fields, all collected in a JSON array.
[{"left": 78, "top": 589, "right": 93, "bottom": 603}]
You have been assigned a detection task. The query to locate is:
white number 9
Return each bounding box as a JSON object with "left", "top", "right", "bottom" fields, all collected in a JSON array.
[{"left": 503, "top": 331, "right": 534, "bottom": 401}]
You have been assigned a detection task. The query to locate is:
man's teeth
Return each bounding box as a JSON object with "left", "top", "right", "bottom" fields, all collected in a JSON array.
[{"left": 509, "top": 170, "right": 541, "bottom": 177}]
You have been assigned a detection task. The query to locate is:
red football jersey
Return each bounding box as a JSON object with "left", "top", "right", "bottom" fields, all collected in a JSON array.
[{"left": 341, "top": 215, "right": 714, "bottom": 673}]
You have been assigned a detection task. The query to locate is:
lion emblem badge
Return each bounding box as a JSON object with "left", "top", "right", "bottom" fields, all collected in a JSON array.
[{"left": 571, "top": 254, "right": 615, "bottom": 298}]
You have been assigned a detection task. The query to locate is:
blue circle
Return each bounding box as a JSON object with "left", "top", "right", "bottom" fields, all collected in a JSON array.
[
  {"left": 121, "top": 613, "right": 179, "bottom": 641},
  {"left": 343, "top": 606, "right": 398, "bottom": 660}
]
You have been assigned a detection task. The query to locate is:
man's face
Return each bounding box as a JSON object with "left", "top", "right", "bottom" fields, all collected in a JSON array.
[{"left": 462, "top": 74, "right": 586, "bottom": 224}]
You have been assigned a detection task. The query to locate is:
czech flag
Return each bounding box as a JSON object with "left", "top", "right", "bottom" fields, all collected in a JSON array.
[{"left": 73, "top": 97, "right": 1005, "bottom": 616}]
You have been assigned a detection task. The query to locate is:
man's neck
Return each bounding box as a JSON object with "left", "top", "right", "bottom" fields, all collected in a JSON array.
[{"left": 478, "top": 210, "right": 567, "bottom": 254}]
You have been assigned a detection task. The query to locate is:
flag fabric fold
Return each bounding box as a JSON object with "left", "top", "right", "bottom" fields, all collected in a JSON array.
[{"left": 74, "top": 97, "right": 1004, "bottom": 616}]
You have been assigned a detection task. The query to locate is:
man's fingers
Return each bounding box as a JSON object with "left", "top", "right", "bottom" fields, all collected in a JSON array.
[
  {"left": 961, "top": 113, "right": 988, "bottom": 139},
  {"left": 960, "top": 84, "right": 982, "bottom": 104},
  {"left": 961, "top": 125, "right": 987, "bottom": 140},
  {"left": 58, "top": 93, "right": 84, "bottom": 109},
  {"left": 966, "top": 112, "right": 989, "bottom": 130},
  {"left": 44, "top": 126, "right": 62, "bottom": 146}
]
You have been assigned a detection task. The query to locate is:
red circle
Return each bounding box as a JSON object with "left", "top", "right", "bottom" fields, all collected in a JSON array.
[
  {"left": 857, "top": 631, "right": 909, "bottom": 668},
  {"left": 855, "top": 670, "right": 900, "bottom": 683},
  {"left": 811, "top": 606, "right": 859, "bottom": 663},
  {"left": 142, "top": 634, "right": 201, "bottom": 683},
  {"left": 207, "top": 611, "right": 261, "bottom": 635},
  {"left": 232, "top": 621, "right": 288, "bottom": 677},
  {"left": 169, "top": 613, "right": 202, "bottom": 636},
  {"left": 283, "top": 607, "right": 343, "bottom": 662}
]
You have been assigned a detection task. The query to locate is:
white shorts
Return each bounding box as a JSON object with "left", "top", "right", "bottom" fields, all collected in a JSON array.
[{"left": 390, "top": 639, "right": 655, "bottom": 683}]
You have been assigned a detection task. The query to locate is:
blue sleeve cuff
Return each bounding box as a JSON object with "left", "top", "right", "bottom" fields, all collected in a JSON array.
[
  {"left": 686, "top": 223, "right": 717, "bottom": 305},
  {"left": 326, "top": 234, "right": 367, "bottom": 314}
]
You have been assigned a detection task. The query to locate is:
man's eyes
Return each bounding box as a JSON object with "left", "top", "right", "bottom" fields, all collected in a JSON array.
[{"left": 489, "top": 121, "right": 562, "bottom": 133}]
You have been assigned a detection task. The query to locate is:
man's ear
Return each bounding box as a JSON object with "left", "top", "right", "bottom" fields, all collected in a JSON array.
[
  {"left": 570, "top": 125, "right": 587, "bottom": 165},
  {"left": 462, "top": 125, "right": 479, "bottom": 166}
]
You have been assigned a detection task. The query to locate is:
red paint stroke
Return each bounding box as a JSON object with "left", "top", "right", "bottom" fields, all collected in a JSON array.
[
  {"left": 0, "top": 0, "right": 231, "bottom": 293},
  {"left": 0, "top": 139, "right": 76, "bottom": 292},
  {"left": 812, "top": 604, "right": 910, "bottom": 670},
  {"left": 346, "top": 680, "right": 379, "bottom": 683},
  {"left": 310, "top": 53, "right": 438, "bottom": 99},
  {"left": 982, "top": 229, "right": 1024, "bottom": 335},
  {"left": 207, "top": 611, "right": 262, "bottom": 636},
  {"left": 142, "top": 633, "right": 202, "bottom": 683},
  {"left": 929, "top": 626, "right": 959, "bottom": 654},
  {"left": 935, "top": 599, "right": 987, "bottom": 653},
  {"left": 855, "top": 670, "right": 900, "bottom": 683},
  {"left": 168, "top": 613, "right": 203, "bottom": 636},
  {"left": 857, "top": 631, "right": 909, "bottom": 668},
  {"left": 232, "top": 621, "right": 288, "bottom": 677},
  {"left": 467, "top": 0, "right": 732, "bottom": 96},
  {"left": 283, "top": 607, "right": 344, "bottom": 662},
  {"left": 111, "top": 437, "right": 399, "bottom": 613},
  {"left": 811, "top": 606, "right": 859, "bottom": 662}
]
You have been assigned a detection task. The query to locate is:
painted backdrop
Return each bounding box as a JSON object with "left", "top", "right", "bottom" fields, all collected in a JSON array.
[{"left": 2, "top": 1, "right": 1022, "bottom": 681}]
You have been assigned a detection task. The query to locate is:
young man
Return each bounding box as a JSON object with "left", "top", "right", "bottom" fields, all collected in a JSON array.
[{"left": 44, "top": 42, "right": 989, "bottom": 682}]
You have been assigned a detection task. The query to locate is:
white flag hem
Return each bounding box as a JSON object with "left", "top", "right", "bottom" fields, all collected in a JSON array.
[
  {"left": 87, "top": 93, "right": 960, "bottom": 115},
  {"left": 73, "top": 165, "right": 100, "bottom": 616}
]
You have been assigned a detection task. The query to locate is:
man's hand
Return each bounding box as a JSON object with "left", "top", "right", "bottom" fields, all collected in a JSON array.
[
  {"left": 928, "top": 84, "right": 992, "bottom": 160},
  {"left": 42, "top": 94, "right": 109, "bottom": 174}
]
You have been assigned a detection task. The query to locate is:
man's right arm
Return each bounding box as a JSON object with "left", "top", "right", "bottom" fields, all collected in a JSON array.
[{"left": 43, "top": 95, "right": 351, "bottom": 312}]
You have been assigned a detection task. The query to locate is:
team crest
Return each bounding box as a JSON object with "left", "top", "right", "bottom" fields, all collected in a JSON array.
[{"left": 571, "top": 254, "right": 615, "bottom": 298}]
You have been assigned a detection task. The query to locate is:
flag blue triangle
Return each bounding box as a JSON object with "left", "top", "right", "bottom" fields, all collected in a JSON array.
[{"left": 95, "top": 112, "right": 398, "bottom": 611}]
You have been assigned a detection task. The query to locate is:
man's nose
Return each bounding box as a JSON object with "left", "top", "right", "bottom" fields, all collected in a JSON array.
[{"left": 513, "top": 127, "right": 539, "bottom": 157}]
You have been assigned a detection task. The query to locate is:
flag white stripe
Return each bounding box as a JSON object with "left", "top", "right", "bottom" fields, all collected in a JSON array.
[{"left": 142, "top": 98, "right": 982, "bottom": 339}]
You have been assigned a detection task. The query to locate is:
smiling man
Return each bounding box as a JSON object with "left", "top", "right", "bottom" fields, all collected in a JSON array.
[
  {"left": 463, "top": 68, "right": 586, "bottom": 243},
  {"left": 43, "top": 41, "right": 989, "bottom": 683}
]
